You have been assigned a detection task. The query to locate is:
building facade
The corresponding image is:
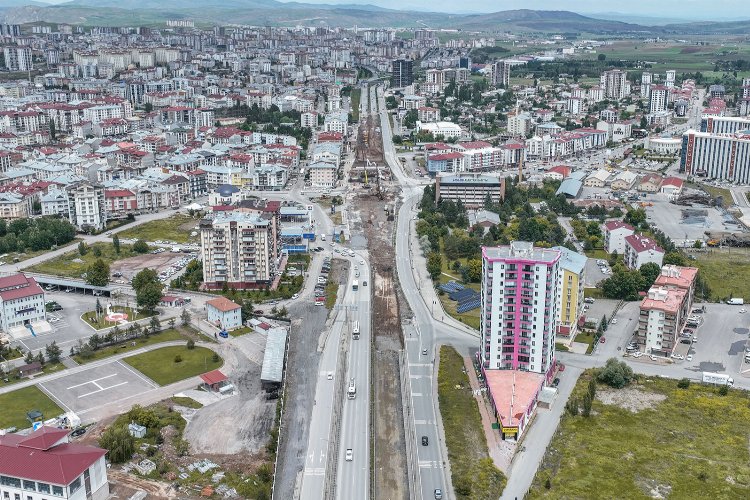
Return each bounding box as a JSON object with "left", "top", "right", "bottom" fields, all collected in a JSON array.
[
  {"left": 390, "top": 59, "right": 413, "bottom": 88},
  {"left": 551, "top": 246, "right": 586, "bottom": 337},
  {"left": 205, "top": 296, "right": 242, "bottom": 330},
  {"left": 66, "top": 181, "right": 106, "bottom": 231},
  {"left": 603, "top": 220, "right": 635, "bottom": 255},
  {"left": 480, "top": 242, "right": 561, "bottom": 375},
  {"left": 680, "top": 129, "right": 750, "bottom": 183},
  {"left": 435, "top": 172, "right": 506, "bottom": 208},
  {"left": 0, "top": 274, "right": 46, "bottom": 332},
  {"left": 624, "top": 234, "right": 665, "bottom": 270}
]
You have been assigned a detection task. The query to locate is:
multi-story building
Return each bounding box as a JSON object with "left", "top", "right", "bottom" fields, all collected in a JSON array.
[
  {"left": 200, "top": 212, "right": 278, "bottom": 290},
  {"left": 699, "top": 116, "right": 750, "bottom": 135},
  {"left": 480, "top": 241, "right": 561, "bottom": 374},
  {"left": 66, "top": 181, "right": 106, "bottom": 231},
  {"left": 603, "top": 220, "right": 635, "bottom": 254},
  {"left": 551, "top": 246, "right": 587, "bottom": 337},
  {"left": 600, "top": 70, "right": 628, "bottom": 100},
  {"left": 435, "top": 172, "right": 505, "bottom": 208},
  {"left": 0, "top": 426, "right": 109, "bottom": 500},
  {"left": 624, "top": 234, "right": 664, "bottom": 269},
  {"left": 492, "top": 60, "right": 511, "bottom": 88},
  {"left": 680, "top": 129, "right": 750, "bottom": 183},
  {"left": 649, "top": 85, "right": 669, "bottom": 114},
  {"left": 0, "top": 273, "right": 46, "bottom": 332},
  {"left": 635, "top": 265, "right": 697, "bottom": 356},
  {"left": 391, "top": 59, "right": 413, "bottom": 88},
  {"left": 3, "top": 46, "right": 32, "bottom": 72},
  {"left": 308, "top": 161, "right": 337, "bottom": 188}
]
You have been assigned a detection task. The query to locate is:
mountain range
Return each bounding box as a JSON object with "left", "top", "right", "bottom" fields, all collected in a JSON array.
[{"left": 0, "top": 0, "right": 748, "bottom": 34}]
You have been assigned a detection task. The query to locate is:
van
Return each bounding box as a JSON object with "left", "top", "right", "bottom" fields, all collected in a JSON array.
[{"left": 321, "top": 234, "right": 326, "bottom": 241}]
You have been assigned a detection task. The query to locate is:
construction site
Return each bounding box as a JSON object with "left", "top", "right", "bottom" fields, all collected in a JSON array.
[{"left": 350, "top": 115, "right": 390, "bottom": 192}]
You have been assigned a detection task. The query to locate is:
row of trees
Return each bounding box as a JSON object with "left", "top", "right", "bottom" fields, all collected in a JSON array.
[{"left": 0, "top": 217, "right": 76, "bottom": 254}]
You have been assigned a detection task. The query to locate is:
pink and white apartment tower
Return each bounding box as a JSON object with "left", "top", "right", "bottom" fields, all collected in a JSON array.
[{"left": 480, "top": 242, "right": 561, "bottom": 377}]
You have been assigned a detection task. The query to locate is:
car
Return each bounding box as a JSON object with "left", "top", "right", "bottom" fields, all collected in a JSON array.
[
  {"left": 359, "top": 259, "right": 365, "bottom": 265},
  {"left": 291, "top": 293, "right": 299, "bottom": 300},
  {"left": 363, "top": 281, "right": 368, "bottom": 286},
  {"left": 692, "top": 336, "right": 698, "bottom": 342},
  {"left": 422, "top": 348, "right": 428, "bottom": 355},
  {"left": 650, "top": 354, "right": 657, "bottom": 361},
  {"left": 70, "top": 427, "right": 86, "bottom": 437},
  {"left": 327, "top": 372, "right": 333, "bottom": 380},
  {"left": 686, "top": 354, "right": 693, "bottom": 361},
  {"left": 551, "top": 377, "right": 560, "bottom": 388},
  {"left": 421, "top": 436, "right": 428, "bottom": 446},
  {"left": 584, "top": 297, "right": 595, "bottom": 304},
  {"left": 65, "top": 288, "right": 72, "bottom": 293},
  {"left": 599, "top": 337, "right": 606, "bottom": 343},
  {"left": 434, "top": 489, "right": 443, "bottom": 500},
  {"left": 345, "top": 449, "right": 353, "bottom": 461},
  {"left": 741, "top": 308, "right": 747, "bottom": 314},
  {"left": 610, "top": 319, "right": 618, "bottom": 325},
  {"left": 632, "top": 352, "right": 643, "bottom": 358}
]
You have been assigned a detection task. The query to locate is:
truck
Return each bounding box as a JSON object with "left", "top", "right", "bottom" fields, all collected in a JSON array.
[
  {"left": 348, "top": 378, "right": 356, "bottom": 399},
  {"left": 727, "top": 298, "right": 745, "bottom": 305},
  {"left": 352, "top": 280, "right": 359, "bottom": 291},
  {"left": 352, "top": 320, "right": 360, "bottom": 340},
  {"left": 702, "top": 372, "right": 734, "bottom": 386}
]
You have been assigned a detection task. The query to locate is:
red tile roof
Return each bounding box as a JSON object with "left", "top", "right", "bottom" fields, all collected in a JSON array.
[
  {"left": 625, "top": 234, "right": 664, "bottom": 254},
  {"left": 0, "top": 276, "right": 43, "bottom": 301},
  {"left": 206, "top": 296, "right": 241, "bottom": 312},
  {"left": 200, "top": 369, "right": 228, "bottom": 385},
  {"left": 17, "top": 426, "right": 69, "bottom": 451},
  {"left": 0, "top": 426, "right": 107, "bottom": 485},
  {"left": 603, "top": 220, "right": 634, "bottom": 232}
]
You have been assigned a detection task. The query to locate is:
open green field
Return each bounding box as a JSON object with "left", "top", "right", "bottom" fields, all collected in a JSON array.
[
  {"left": 0, "top": 386, "right": 63, "bottom": 430},
  {"left": 350, "top": 88, "right": 361, "bottom": 122},
  {"left": 73, "top": 327, "right": 191, "bottom": 364},
  {"left": 692, "top": 247, "right": 750, "bottom": 301},
  {"left": 438, "top": 346, "right": 506, "bottom": 499},
  {"left": 27, "top": 242, "right": 140, "bottom": 278},
  {"left": 574, "top": 330, "right": 597, "bottom": 354},
  {"left": 699, "top": 183, "right": 733, "bottom": 206},
  {"left": 170, "top": 396, "right": 203, "bottom": 409},
  {"left": 124, "top": 346, "right": 223, "bottom": 386},
  {"left": 117, "top": 214, "right": 200, "bottom": 244},
  {"left": 529, "top": 373, "right": 750, "bottom": 499}
]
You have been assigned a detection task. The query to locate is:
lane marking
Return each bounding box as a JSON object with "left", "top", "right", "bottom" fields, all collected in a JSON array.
[
  {"left": 78, "top": 381, "right": 128, "bottom": 398},
  {"left": 66, "top": 373, "right": 118, "bottom": 390}
]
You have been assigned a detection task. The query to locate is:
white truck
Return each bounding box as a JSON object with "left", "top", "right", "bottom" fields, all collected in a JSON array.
[
  {"left": 727, "top": 298, "right": 745, "bottom": 305},
  {"left": 702, "top": 372, "right": 734, "bottom": 386}
]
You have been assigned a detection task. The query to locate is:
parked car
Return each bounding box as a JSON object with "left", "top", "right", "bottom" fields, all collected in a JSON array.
[
  {"left": 421, "top": 436, "right": 428, "bottom": 446},
  {"left": 345, "top": 449, "right": 353, "bottom": 461}
]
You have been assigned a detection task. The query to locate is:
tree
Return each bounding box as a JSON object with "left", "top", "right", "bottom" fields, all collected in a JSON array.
[
  {"left": 98, "top": 425, "right": 135, "bottom": 464},
  {"left": 24, "top": 350, "right": 33, "bottom": 364},
  {"left": 45, "top": 341, "right": 62, "bottom": 364},
  {"left": 581, "top": 393, "right": 593, "bottom": 417},
  {"left": 112, "top": 234, "right": 120, "bottom": 254},
  {"left": 78, "top": 241, "right": 88, "bottom": 256},
  {"left": 639, "top": 262, "right": 661, "bottom": 289},
  {"left": 132, "top": 239, "right": 149, "bottom": 254},
  {"left": 623, "top": 208, "right": 647, "bottom": 226},
  {"left": 240, "top": 298, "right": 254, "bottom": 323},
  {"left": 86, "top": 259, "right": 110, "bottom": 287},
  {"left": 426, "top": 252, "right": 442, "bottom": 280},
  {"left": 597, "top": 53, "right": 606, "bottom": 61},
  {"left": 149, "top": 315, "right": 161, "bottom": 334},
  {"left": 565, "top": 396, "right": 579, "bottom": 416},
  {"left": 600, "top": 315, "right": 608, "bottom": 332},
  {"left": 35, "top": 352, "right": 44, "bottom": 366},
  {"left": 49, "top": 118, "right": 56, "bottom": 140},
  {"left": 132, "top": 268, "right": 159, "bottom": 293},
  {"left": 181, "top": 308, "right": 191, "bottom": 326},
  {"left": 137, "top": 282, "right": 163, "bottom": 313},
  {"left": 597, "top": 358, "right": 634, "bottom": 388},
  {"left": 187, "top": 339, "right": 195, "bottom": 350},
  {"left": 663, "top": 251, "right": 686, "bottom": 266},
  {"left": 677, "top": 378, "right": 690, "bottom": 389},
  {"left": 92, "top": 246, "right": 102, "bottom": 257}
]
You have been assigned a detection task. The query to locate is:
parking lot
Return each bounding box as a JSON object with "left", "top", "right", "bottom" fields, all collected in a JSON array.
[
  {"left": 643, "top": 195, "right": 735, "bottom": 246},
  {"left": 38, "top": 361, "right": 157, "bottom": 416},
  {"left": 110, "top": 251, "right": 197, "bottom": 283}
]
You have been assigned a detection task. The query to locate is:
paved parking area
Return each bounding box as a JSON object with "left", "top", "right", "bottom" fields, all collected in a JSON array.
[
  {"left": 38, "top": 361, "right": 157, "bottom": 416},
  {"left": 679, "top": 304, "right": 750, "bottom": 376},
  {"left": 643, "top": 195, "right": 736, "bottom": 246}
]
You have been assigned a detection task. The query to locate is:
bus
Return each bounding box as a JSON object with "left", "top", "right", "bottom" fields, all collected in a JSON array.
[
  {"left": 352, "top": 280, "right": 359, "bottom": 291},
  {"left": 348, "top": 378, "right": 356, "bottom": 399},
  {"left": 352, "top": 321, "right": 360, "bottom": 339}
]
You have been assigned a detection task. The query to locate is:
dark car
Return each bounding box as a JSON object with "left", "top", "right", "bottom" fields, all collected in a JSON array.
[
  {"left": 422, "top": 436, "right": 428, "bottom": 446},
  {"left": 45, "top": 302, "right": 62, "bottom": 312},
  {"left": 552, "top": 378, "right": 561, "bottom": 388},
  {"left": 70, "top": 427, "right": 86, "bottom": 437}
]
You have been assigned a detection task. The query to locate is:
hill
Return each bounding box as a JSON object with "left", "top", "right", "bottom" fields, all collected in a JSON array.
[{"left": 453, "top": 9, "right": 652, "bottom": 33}]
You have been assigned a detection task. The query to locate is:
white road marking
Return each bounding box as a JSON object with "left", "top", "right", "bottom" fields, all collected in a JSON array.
[
  {"left": 78, "top": 381, "right": 128, "bottom": 398},
  {"left": 117, "top": 360, "right": 158, "bottom": 388},
  {"left": 66, "top": 373, "right": 118, "bottom": 390}
]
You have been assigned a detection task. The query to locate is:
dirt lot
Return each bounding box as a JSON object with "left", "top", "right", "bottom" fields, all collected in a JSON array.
[
  {"left": 110, "top": 252, "right": 187, "bottom": 281},
  {"left": 356, "top": 185, "right": 408, "bottom": 500}
]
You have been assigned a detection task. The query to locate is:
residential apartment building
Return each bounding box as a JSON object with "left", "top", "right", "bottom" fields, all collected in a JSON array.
[
  {"left": 0, "top": 273, "right": 46, "bottom": 332},
  {"left": 492, "top": 60, "right": 511, "bottom": 88},
  {"left": 551, "top": 246, "right": 586, "bottom": 336},
  {"left": 66, "top": 181, "right": 106, "bottom": 231},
  {"left": 603, "top": 221, "right": 635, "bottom": 254},
  {"left": 624, "top": 234, "right": 664, "bottom": 269},
  {"left": 0, "top": 426, "right": 109, "bottom": 500},
  {"left": 308, "top": 161, "right": 337, "bottom": 188},
  {"left": 435, "top": 172, "right": 506, "bottom": 208},
  {"left": 600, "top": 70, "right": 628, "bottom": 100},
  {"left": 480, "top": 241, "right": 561, "bottom": 374},
  {"left": 680, "top": 129, "right": 750, "bottom": 183},
  {"left": 200, "top": 212, "right": 278, "bottom": 290},
  {"left": 3, "top": 46, "right": 32, "bottom": 72},
  {"left": 391, "top": 59, "right": 413, "bottom": 88},
  {"left": 0, "top": 192, "right": 32, "bottom": 219},
  {"left": 649, "top": 85, "right": 669, "bottom": 114}
]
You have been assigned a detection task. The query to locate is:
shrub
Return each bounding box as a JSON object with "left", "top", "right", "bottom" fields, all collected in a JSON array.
[
  {"left": 211, "top": 352, "right": 220, "bottom": 363},
  {"left": 186, "top": 339, "right": 195, "bottom": 350},
  {"left": 597, "top": 358, "right": 634, "bottom": 388},
  {"left": 174, "top": 354, "right": 182, "bottom": 363},
  {"left": 677, "top": 378, "right": 691, "bottom": 389},
  {"left": 718, "top": 385, "right": 729, "bottom": 396}
]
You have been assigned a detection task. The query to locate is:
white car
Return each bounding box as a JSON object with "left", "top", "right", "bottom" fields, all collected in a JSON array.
[
  {"left": 650, "top": 354, "right": 657, "bottom": 361},
  {"left": 345, "top": 449, "right": 353, "bottom": 461},
  {"left": 610, "top": 319, "right": 618, "bottom": 325},
  {"left": 740, "top": 308, "right": 747, "bottom": 314},
  {"left": 359, "top": 259, "right": 365, "bottom": 265},
  {"left": 327, "top": 372, "right": 333, "bottom": 380},
  {"left": 686, "top": 354, "right": 693, "bottom": 362},
  {"left": 632, "top": 352, "right": 643, "bottom": 358},
  {"left": 292, "top": 293, "right": 299, "bottom": 300}
]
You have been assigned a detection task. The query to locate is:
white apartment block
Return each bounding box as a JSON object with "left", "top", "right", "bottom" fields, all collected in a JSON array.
[
  {"left": 603, "top": 221, "right": 635, "bottom": 254},
  {"left": 66, "top": 181, "right": 106, "bottom": 231},
  {"left": 200, "top": 212, "right": 278, "bottom": 290},
  {"left": 624, "top": 234, "right": 665, "bottom": 270},
  {"left": 308, "top": 161, "right": 337, "bottom": 188},
  {"left": 3, "top": 46, "right": 32, "bottom": 72},
  {"left": 600, "top": 70, "right": 628, "bottom": 100},
  {"left": 649, "top": 85, "right": 668, "bottom": 114},
  {"left": 0, "top": 274, "right": 46, "bottom": 332}
]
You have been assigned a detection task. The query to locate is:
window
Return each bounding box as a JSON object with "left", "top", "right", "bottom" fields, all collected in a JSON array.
[
  {"left": 51, "top": 486, "right": 63, "bottom": 497},
  {"left": 23, "top": 481, "right": 35, "bottom": 491},
  {"left": 36, "top": 485, "right": 49, "bottom": 495},
  {"left": 1, "top": 478, "right": 21, "bottom": 489}
]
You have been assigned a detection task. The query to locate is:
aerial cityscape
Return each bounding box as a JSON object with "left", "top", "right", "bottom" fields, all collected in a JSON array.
[{"left": 0, "top": 0, "right": 750, "bottom": 499}]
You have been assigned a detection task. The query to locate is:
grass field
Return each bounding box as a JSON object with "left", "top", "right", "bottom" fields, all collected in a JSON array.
[
  {"left": 700, "top": 183, "right": 733, "bottom": 206},
  {"left": 574, "top": 330, "right": 597, "bottom": 354},
  {"left": 438, "top": 346, "right": 507, "bottom": 499},
  {"left": 529, "top": 373, "right": 750, "bottom": 499},
  {"left": 27, "top": 242, "right": 140, "bottom": 278},
  {"left": 73, "top": 327, "right": 189, "bottom": 364},
  {"left": 170, "top": 396, "right": 203, "bottom": 409},
  {"left": 117, "top": 214, "right": 200, "bottom": 244},
  {"left": 325, "top": 281, "right": 339, "bottom": 309},
  {"left": 81, "top": 306, "right": 154, "bottom": 330},
  {"left": 438, "top": 292, "right": 481, "bottom": 330},
  {"left": 0, "top": 386, "right": 63, "bottom": 430},
  {"left": 350, "top": 88, "right": 361, "bottom": 122},
  {"left": 124, "top": 346, "right": 222, "bottom": 386},
  {"left": 229, "top": 326, "right": 252, "bottom": 337},
  {"left": 692, "top": 248, "right": 750, "bottom": 301}
]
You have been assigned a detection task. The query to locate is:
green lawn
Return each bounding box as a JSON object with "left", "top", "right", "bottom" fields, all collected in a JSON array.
[
  {"left": 584, "top": 248, "right": 608, "bottom": 260},
  {"left": 574, "top": 330, "right": 597, "bottom": 354},
  {"left": 81, "top": 306, "right": 155, "bottom": 330},
  {"left": 229, "top": 326, "right": 252, "bottom": 337},
  {"left": 529, "top": 373, "right": 750, "bottom": 499},
  {"left": 325, "top": 281, "right": 339, "bottom": 309},
  {"left": 124, "top": 346, "right": 223, "bottom": 386},
  {"left": 0, "top": 386, "right": 63, "bottom": 430},
  {"left": 170, "top": 396, "right": 203, "bottom": 409},
  {"left": 27, "top": 242, "right": 142, "bottom": 278},
  {"left": 693, "top": 248, "right": 750, "bottom": 301},
  {"left": 438, "top": 346, "right": 506, "bottom": 498},
  {"left": 73, "top": 327, "right": 193, "bottom": 364},
  {"left": 701, "top": 184, "right": 733, "bottom": 206},
  {"left": 350, "top": 88, "right": 361, "bottom": 122},
  {"left": 117, "top": 214, "right": 200, "bottom": 244}
]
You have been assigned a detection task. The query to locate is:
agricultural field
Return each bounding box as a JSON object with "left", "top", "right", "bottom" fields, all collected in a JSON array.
[{"left": 529, "top": 373, "right": 750, "bottom": 499}]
